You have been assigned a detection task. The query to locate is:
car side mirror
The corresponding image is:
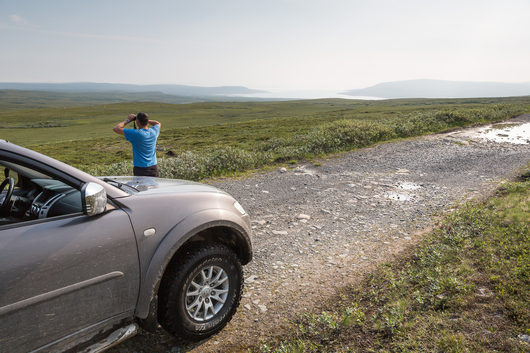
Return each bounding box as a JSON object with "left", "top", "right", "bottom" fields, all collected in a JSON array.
[{"left": 82, "top": 182, "right": 107, "bottom": 216}]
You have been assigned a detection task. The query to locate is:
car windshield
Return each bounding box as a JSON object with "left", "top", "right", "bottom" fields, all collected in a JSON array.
[{"left": 1, "top": 161, "right": 50, "bottom": 180}]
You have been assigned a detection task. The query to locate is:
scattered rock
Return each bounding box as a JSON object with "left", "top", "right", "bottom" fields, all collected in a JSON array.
[
  {"left": 272, "top": 230, "right": 288, "bottom": 235},
  {"left": 297, "top": 214, "right": 311, "bottom": 220},
  {"left": 518, "top": 334, "right": 530, "bottom": 343},
  {"left": 246, "top": 275, "right": 258, "bottom": 284},
  {"left": 280, "top": 167, "right": 287, "bottom": 173},
  {"left": 476, "top": 287, "right": 494, "bottom": 298}
]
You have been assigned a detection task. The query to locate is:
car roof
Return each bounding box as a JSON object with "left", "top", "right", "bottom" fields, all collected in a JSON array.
[{"left": 0, "top": 140, "right": 129, "bottom": 199}]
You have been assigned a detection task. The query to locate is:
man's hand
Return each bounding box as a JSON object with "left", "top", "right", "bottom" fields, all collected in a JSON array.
[{"left": 148, "top": 119, "right": 161, "bottom": 128}]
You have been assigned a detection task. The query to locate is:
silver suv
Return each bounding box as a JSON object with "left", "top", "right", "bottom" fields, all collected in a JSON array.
[{"left": 0, "top": 140, "right": 252, "bottom": 352}]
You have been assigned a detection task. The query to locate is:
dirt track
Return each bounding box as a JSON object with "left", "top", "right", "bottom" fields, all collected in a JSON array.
[{"left": 110, "top": 115, "right": 530, "bottom": 353}]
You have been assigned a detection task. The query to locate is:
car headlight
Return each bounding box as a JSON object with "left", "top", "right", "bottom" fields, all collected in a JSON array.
[{"left": 233, "top": 201, "right": 246, "bottom": 215}]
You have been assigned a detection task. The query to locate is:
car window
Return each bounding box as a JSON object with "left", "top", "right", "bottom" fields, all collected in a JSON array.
[
  {"left": 0, "top": 166, "right": 18, "bottom": 185},
  {"left": 0, "top": 160, "right": 83, "bottom": 226}
]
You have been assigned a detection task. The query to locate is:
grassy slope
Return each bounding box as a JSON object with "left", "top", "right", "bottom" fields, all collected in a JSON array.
[
  {"left": 4, "top": 96, "right": 529, "bottom": 146},
  {"left": 0, "top": 89, "right": 279, "bottom": 113},
  {"left": 255, "top": 171, "right": 530, "bottom": 353},
  {"left": 0, "top": 89, "right": 213, "bottom": 111},
  {"left": 3, "top": 100, "right": 354, "bottom": 145}
]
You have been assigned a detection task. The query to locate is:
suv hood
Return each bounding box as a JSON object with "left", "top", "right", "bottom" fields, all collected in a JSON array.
[{"left": 99, "top": 176, "right": 225, "bottom": 196}]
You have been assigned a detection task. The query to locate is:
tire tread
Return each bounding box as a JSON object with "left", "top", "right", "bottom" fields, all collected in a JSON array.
[{"left": 158, "top": 243, "right": 243, "bottom": 343}]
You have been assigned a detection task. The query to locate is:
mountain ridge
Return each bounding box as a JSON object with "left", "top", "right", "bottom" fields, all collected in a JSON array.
[
  {"left": 0, "top": 82, "right": 266, "bottom": 97},
  {"left": 342, "top": 79, "right": 530, "bottom": 98}
]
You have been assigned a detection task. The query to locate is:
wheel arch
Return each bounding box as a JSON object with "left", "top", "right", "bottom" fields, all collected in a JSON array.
[{"left": 135, "top": 209, "right": 251, "bottom": 322}]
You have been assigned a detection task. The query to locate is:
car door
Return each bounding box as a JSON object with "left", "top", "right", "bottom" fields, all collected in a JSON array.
[{"left": 0, "top": 166, "right": 140, "bottom": 352}]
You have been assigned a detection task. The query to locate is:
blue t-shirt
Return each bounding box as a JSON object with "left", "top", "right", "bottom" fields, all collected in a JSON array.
[{"left": 123, "top": 125, "right": 160, "bottom": 167}]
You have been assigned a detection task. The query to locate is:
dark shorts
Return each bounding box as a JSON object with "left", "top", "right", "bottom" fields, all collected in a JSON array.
[{"left": 133, "top": 165, "right": 159, "bottom": 177}]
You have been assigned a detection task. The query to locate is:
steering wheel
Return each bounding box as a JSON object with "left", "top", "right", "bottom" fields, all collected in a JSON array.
[{"left": 0, "top": 177, "right": 15, "bottom": 215}]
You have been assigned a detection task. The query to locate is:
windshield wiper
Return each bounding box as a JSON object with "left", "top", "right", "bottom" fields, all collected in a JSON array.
[{"left": 103, "top": 178, "right": 139, "bottom": 192}]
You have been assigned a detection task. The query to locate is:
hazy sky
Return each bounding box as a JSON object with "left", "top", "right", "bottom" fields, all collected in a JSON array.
[{"left": 1, "top": 0, "right": 529, "bottom": 90}]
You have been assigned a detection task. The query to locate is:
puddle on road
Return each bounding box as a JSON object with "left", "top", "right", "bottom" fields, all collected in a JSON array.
[
  {"left": 479, "top": 123, "right": 530, "bottom": 144},
  {"left": 450, "top": 122, "right": 530, "bottom": 145},
  {"left": 397, "top": 182, "right": 421, "bottom": 191},
  {"left": 386, "top": 192, "right": 412, "bottom": 201},
  {"left": 385, "top": 181, "right": 422, "bottom": 201}
]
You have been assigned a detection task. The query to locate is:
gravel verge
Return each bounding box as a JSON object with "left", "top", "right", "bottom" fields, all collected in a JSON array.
[{"left": 110, "top": 115, "right": 530, "bottom": 353}]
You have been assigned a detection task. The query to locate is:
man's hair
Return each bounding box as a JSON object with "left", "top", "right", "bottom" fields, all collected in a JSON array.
[{"left": 136, "top": 112, "right": 149, "bottom": 126}]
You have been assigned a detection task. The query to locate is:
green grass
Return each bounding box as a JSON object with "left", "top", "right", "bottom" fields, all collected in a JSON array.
[
  {"left": 253, "top": 170, "right": 530, "bottom": 353},
  {"left": 2, "top": 96, "right": 529, "bottom": 179}
]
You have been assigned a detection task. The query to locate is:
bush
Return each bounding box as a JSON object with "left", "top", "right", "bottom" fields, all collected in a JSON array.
[
  {"left": 85, "top": 146, "right": 271, "bottom": 181},
  {"left": 304, "top": 120, "right": 395, "bottom": 154},
  {"left": 84, "top": 160, "right": 133, "bottom": 176}
]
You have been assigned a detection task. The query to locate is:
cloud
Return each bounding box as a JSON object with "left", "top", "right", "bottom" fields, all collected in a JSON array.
[{"left": 9, "top": 14, "right": 27, "bottom": 25}]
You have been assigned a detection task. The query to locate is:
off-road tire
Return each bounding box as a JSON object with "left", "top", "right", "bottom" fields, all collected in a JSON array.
[{"left": 158, "top": 244, "right": 243, "bottom": 343}]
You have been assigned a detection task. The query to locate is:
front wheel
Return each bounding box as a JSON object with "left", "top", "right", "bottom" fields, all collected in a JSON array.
[{"left": 158, "top": 244, "right": 243, "bottom": 343}]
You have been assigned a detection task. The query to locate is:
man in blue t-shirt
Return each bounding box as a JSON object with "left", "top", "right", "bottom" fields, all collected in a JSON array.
[{"left": 113, "top": 112, "right": 162, "bottom": 177}]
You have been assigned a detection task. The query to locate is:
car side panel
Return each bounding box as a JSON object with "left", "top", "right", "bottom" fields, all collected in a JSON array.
[{"left": 0, "top": 209, "right": 140, "bottom": 353}]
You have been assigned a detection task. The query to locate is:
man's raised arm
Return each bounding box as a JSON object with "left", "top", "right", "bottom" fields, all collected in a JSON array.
[
  {"left": 113, "top": 114, "right": 136, "bottom": 135},
  {"left": 148, "top": 119, "right": 161, "bottom": 129}
]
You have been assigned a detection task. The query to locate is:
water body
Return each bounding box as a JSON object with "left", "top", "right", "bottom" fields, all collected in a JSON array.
[
  {"left": 222, "top": 90, "right": 385, "bottom": 100},
  {"left": 478, "top": 123, "right": 530, "bottom": 145},
  {"left": 450, "top": 122, "right": 530, "bottom": 145}
]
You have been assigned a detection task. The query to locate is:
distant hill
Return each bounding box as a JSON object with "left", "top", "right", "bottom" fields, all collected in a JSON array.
[
  {"left": 0, "top": 84, "right": 274, "bottom": 111},
  {"left": 0, "top": 90, "right": 215, "bottom": 111},
  {"left": 342, "top": 79, "right": 530, "bottom": 98},
  {"left": 0, "top": 82, "right": 266, "bottom": 97}
]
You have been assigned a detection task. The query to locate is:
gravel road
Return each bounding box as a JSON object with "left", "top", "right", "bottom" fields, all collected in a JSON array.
[{"left": 111, "top": 115, "right": 530, "bottom": 353}]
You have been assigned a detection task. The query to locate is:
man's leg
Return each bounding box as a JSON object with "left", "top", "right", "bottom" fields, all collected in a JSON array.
[{"left": 133, "top": 165, "right": 159, "bottom": 177}]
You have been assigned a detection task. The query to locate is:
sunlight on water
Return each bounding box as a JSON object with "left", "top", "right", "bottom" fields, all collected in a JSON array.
[
  {"left": 449, "top": 122, "right": 530, "bottom": 145},
  {"left": 222, "top": 90, "right": 385, "bottom": 100},
  {"left": 478, "top": 123, "right": 530, "bottom": 145}
]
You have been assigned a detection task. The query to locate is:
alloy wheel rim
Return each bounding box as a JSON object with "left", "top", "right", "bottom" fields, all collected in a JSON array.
[{"left": 185, "top": 265, "right": 229, "bottom": 321}]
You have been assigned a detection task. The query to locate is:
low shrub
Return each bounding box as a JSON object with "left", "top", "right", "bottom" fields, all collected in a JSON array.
[{"left": 85, "top": 146, "right": 271, "bottom": 180}]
